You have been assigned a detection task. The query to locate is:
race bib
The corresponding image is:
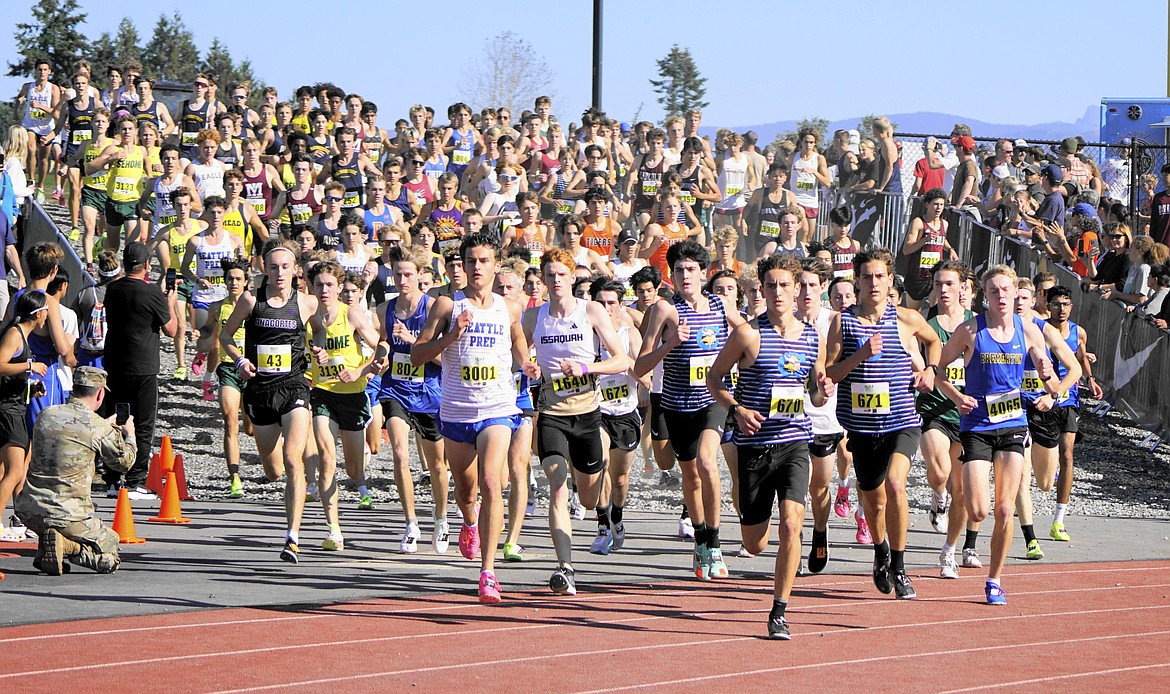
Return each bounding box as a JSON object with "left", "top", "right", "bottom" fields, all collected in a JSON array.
[
  {"left": 760, "top": 220, "right": 781, "bottom": 238},
  {"left": 945, "top": 359, "right": 966, "bottom": 388},
  {"left": 1022, "top": 369, "right": 1045, "bottom": 394},
  {"left": 726, "top": 186, "right": 742, "bottom": 196},
  {"left": 256, "top": 344, "right": 292, "bottom": 375},
  {"left": 113, "top": 176, "right": 138, "bottom": 193},
  {"left": 850, "top": 382, "right": 890, "bottom": 415},
  {"left": 689, "top": 354, "right": 716, "bottom": 386},
  {"left": 317, "top": 355, "right": 346, "bottom": 382},
  {"left": 769, "top": 385, "right": 805, "bottom": 419},
  {"left": 833, "top": 268, "right": 853, "bottom": 279},
  {"left": 290, "top": 204, "right": 312, "bottom": 223},
  {"left": 460, "top": 358, "right": 498, "bottom": 385},
  {"left": 452, "top": 150, "right": 471, "bottom": 165},
  {"left": 600, "top": 377, "right": 630, "bottom": 402},
  {"left": 556, "top": 201, "right": 574, "bottom": 214},
  {"left": 679, "top": 192, "right": 696, "bottom": 205},
  {"left": 248, "top": 199, "right": 267, "bottom": 216},
  {"left": 919, "top": 250, "right": 941, "bottom": 270},
  {"left": 986, "top": 389, "right": 1023, "bottom": 424},
  {"left": 390, "top": 352, "right": 423, "bottom": 383},
  {"left": 641, "top": 181, "right": 658, "bottom": 196},
  {"left": 181, "top": 130, "right": 198, "bottom": 146},
  {"left": 30, "top": 108, "right": 47, "bottom": 120},
  {"left": 551, "top": 374, "right": 592, "bottom": 397},
  {"left": 342, "top": 191, "right": 360, "bottom": 208},
  {"left": 71, "top": 129, "right": 92, "bottom": 144}
]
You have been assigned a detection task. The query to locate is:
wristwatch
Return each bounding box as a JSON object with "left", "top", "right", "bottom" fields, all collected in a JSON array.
[{"left": 729, "top": 403, "right": 740, "bottom": 417}]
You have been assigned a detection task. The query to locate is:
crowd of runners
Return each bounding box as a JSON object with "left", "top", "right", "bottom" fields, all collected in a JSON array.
[{"left": 1, "top": 59, "right": 1127, "bottom": 640}]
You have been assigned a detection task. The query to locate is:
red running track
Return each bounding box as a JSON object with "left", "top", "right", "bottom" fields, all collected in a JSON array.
[{"left": 1, "top": 560, "right": 1169, "bottom": 693}]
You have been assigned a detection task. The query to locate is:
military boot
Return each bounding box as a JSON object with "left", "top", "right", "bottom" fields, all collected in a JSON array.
[
  {"left": 69, "top": 545, "right": 119, "bottom": 574},
  {"left": 32, "top": 529, "right": 72, "bottom": 576}
]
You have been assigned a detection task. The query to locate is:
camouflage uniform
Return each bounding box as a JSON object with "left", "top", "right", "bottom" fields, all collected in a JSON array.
[{"left": 16, "top": 367, "right": 136, "bottom": 573}]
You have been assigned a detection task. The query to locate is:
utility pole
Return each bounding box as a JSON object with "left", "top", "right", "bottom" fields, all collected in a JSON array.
[{"left": 592, "top": 0, "right": 603, "bottom": 111}]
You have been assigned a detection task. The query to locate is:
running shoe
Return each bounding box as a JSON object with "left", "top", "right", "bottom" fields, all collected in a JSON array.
[
  {"left": 458, "top": 523, "right": 479, "bottom": 560},
  {"left": 611, "top": 522, "right": 627, "bottom": 551},
  {"left": 433, "top": 519, "right": 450, "bottom": 554},
  {"left": 51, "top": 189, "right": 64, "bottom": 203},
  {"left": 321, "top": 528, "right": 344, "bottom": 551},
  {"left": 737, "top": 545, "right": 755, "bottom": 558},
  {"left": 479, "top": 570, "right": 502, "bottom": 604},
  {"left": 657, "top": 470, "right": 678, "bottom": 488},
  {"left": 708, "top": 547, "right": 729, "bottom": 579},
  {"left": 417, "top": 472, "right": 431, "bottom": 488},
  {"left": 357, "top": 494, "right": 374, "bottom": 510},
  {"left": 929, "top": 491, "right": 950, "bottom": 532},
  {"left": 202, "top": 380, "right": 215, "bottom": 401},
  {"left": 172, "top": 366, "right": 187, "bottom": 380},
  {"left": 693, "top": 542, "right": 710, "bottom": 581},
  {"left": 833, "top": 486, "right": 852, "bottom": 518},
  {"left": 34, "top": 189, "right": 44, "bottom": 204},
  {"left": 590, "top": 526, "right": 613, "bottom": 555},
  {"left": 68, "top": 226, "right": 80, "bottom": 242},
  {"left": 808, "top": 531, "right": 828, "bottom": 574},
  {"left": 228, "top": 478, "right": 245, "bottom": 499},
  {"left": 767, "top": 608, "right": 791, "bottom": 641},
  {"left": 893, "top": 570, "right": 916, "bottom": 600},
  {"left": 678, "top": 517, "right": 695, "bottom": 539},
  {"left": 105, "top": 484, "right": 119, "bottom": 499},
  {"left": 305, "top": 483, "right": 319, "bottom": 503},
  {"left": 525, "top": 496, "right": 536, "bottom": 517},
  {"left": 872, "top": 549, "right": 893, "bottom": 594},
  {"left": 985, "top": 581, "right": 1008, "bottom": 606},
  {"left": 1049, "top": 521, "right": 1070, "bottom": 542},
  {"left": 399, "top": 524, "right": 420, "bottom": 554},
  {"left": 191, "top": 352, "right": 207, "bottom": 376},
  {"left": 126, "top": 487, "right": 156, "bottom": 501},
  {"left": 962, "top": 548, "right": 983, "bottom": 569},
  {"left": 549, "top": 565, "right": 576, "bottom": 595},
  {"left": 1025, "top": 539, "right": 1045, "bottom": 560},
  {"left": 855, "top": 511, "right": 873, "bottom": 545},
  {"left": 569, "top": 491, "right": 586, "bottom": 520},
  {"left": 279, "top": 539, "right": 300, "bottom": 564},
  {"left": 502, "top": 541, "right": 524, "bottom": 562},
  {"left": 939, "top": 549, "right": 959, "bottom": 579}
]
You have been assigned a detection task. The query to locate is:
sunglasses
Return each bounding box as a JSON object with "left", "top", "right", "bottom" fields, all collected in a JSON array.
[
  {"left": 1109, "top": 234, "right": 1127, "bottom": 239},
  {"left": 380, "top": 239, "right": 401, "bottom": 246},
  {"left": 411, "top": 160, "right": 425, "bottom": 166},
  {"left": 324, "top": 195, "right": 343, "bottom": 202},
  {"left": 499, "top": 175, "right": 518, "bottom": 181},
  {"left": 232, "top": 94, "right": 247, "bottom": 100}
]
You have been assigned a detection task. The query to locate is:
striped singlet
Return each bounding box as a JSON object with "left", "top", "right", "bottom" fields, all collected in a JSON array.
[
  {"left": 661, "top": 293, "right": 729, "bottom": 412},
  {"left": 734, "top": 313, "right": 818, "bottom": 447},
  {"left": 835, "top": 302, "right": 921, "bottom": 434}
]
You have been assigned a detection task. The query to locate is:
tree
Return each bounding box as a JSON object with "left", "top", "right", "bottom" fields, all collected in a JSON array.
[
  {"left": 113, "top": 18, "right": 142, "bottom": 67},
  {"left": 773, "top": 116, "right": 831, "bottom": 151},
  {"left": 8, "top": 0, "right": 89, "bottom": 82},
  {"left": 459, "top": 32, "right": 556, "bottom": 115},
  {"left": 648, "top": 45, "right": 708, "bottom": 123},
  {"left": 200, "top": 38, "right": 236, "bottom": 85},
  {"left": 857, "top": 114, "right": 897, "bottom": 141},
  {"left": 142, "top": 11, "right": 198, "bottom": 82},
  {"left": 88, "top": 32, "right": 118, "bottom": 87}
]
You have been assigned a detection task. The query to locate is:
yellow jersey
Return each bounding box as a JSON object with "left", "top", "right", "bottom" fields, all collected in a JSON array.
[
  {"left": 81, "top": 138, "right": 110, "bottom": 190},
  {"left": 167, "top": 221, "right": 201, "bottom": 270},
  {"left": 312, "top": 304, "right": 367, "bottom": 394},
  {"left": 106, "top": 145, "right": 147, "bottom": 202},
  {"left": 222, "top": 201, "right": 254, "bottom": 257},
  {"left": 219, "top": 300, "right": 245, "bottom": 365}
]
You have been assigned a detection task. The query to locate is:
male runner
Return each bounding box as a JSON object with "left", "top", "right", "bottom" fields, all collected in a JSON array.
[
  {"left": 221, "top": 240, "right": 319, "bottom": 563},
  {"left": 412, "top": 233, "right": 538, "bottom": 603},
  {"left": 706, "top": 254, "right": 833, "bottom": 639},
  {"left": 522, "top": 249, "right": 629, "bottom": 594},
  {"left": 826, "top": 248, "right": 941, "bottom": 600},
  {"left": 636, "top": 240, "right": 746, "bottom": 580},
  {"left": 494, "top": 264, "right": 536, "bottom": 561},
  {"left": 936, "top": 265, "right": 1081, "bottom": 604}
]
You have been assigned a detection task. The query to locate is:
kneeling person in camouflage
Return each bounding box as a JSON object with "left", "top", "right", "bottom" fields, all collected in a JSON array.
[{"left": 17, "top": 366, "right": 138, "bottom": 575}]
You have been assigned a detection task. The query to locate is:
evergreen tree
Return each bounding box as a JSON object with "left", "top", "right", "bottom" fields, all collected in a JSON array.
[
  {"left": 200, "top": 38, "right": 236, "bottom": 86},
  {"left": 88, "top": 32, "right": 118, "bottom": 89},
  {"left": 648, "top": 45, "right": 709, "bottom": 123},
  {"left": 142, "top": 11, "right": 198, "bottom": 82},
  {"left": 113, "top": 18, "right": 142, "bottom": 67},
  {"left": 8, "top": 0, "right": 89, "bottom": 82}
]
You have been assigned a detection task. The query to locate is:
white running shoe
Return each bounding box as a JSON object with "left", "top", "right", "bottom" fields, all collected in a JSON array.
[
  {"left": 611, "top": 522, "right": 627, "bottom": 551},
  {"left": 432, "top": 519, "right": 450, "bottom": 554},
  {"left": 939, "top": 549, "right": 959, "bottom": 579},
  {"left": 400, "top": 523, "right": 420, "bottom": 553},
  {"left": 590, "top": 526, "right": 614, "bottom": 555},
  {"left": 678, "top": 517, "right": 695, "bottom": 539},
  {"left": 962, "top": 548, "right": 983, "bottom": 568},
  {"left": 569, "top": 491, "right": 586, "bottom": 520},
  {"left": 321, "top": 528, "right": 345, "bottom": 551}
]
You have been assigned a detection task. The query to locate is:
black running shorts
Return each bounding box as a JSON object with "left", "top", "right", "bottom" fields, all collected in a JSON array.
[
  {"left": 738, "top": 441, "right": 811, "bottom": 526},
  {"left": 846, "top": 427, "right": 921, "bottom": 492},
  {"left": 537, "top": 409, "right": 605, "bottom": 475}
]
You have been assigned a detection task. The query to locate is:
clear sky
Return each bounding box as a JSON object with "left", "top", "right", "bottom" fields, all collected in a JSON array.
[{"left": 4, "top": 0, "right": 1166, "bottom": 129}]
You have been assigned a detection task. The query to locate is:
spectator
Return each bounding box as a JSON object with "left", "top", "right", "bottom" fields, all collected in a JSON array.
[
  {"left": 74, "top": 250, "right": 122, "bottom": 369},
  {"left": 46, "top": 271, "right": 77, "bottom": 396},
  {"left": 1133, "top": 264, "right": 1170, "bottom": 317},
  {"left": 872, "top": 117, "right": 901, "bottom": 195},
  {"left": 949, "top": 135, "right": 981, "bottom": 220},
  {"left": 910, "top": 136, "right": 946, "bottom": 196},
  {"left": 1149, "top": 164, "right": 1170, "bottom": 246},
  {"left": 0, "top": 191, "right": 25, "bottom": 319},
  {"left": 1044, "top": 203, "right": 1101, "bottom": 278},
  {"left": 1104, "top": 234, "right": 1156, "bottom": 306},
  {"left": 1025, "top": 164, "right": 1066, "bottom": 238},
  {"left": 1087, "top": 222, "right": 1133, "bottom": 289},
  {"left": 100, "top": 242, "right": 178, "bottom": 499},
  {"left": 1060, "top": 137, "right": 1091, "bottom": 188}
]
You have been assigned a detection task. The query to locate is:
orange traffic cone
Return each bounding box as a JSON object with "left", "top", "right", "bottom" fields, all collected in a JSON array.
[
  {"left": 145, "top": 452, "right": 163, "bottom": 496},
  {"left": 113, "top": 487, "right": 146, "bottom": 544},
  {"left": 173, "top": 454, "right": 194, "bottom": 501},
  {"left": 148, "top": 472, "right": 191, "bottom": 524}
]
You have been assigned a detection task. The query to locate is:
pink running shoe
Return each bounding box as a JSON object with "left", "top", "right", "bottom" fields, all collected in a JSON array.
[
  {"left": 202, "top": 381, "right": 215, "bottom": 401},
  {"left": 459, "top": 523, "right": 479, "bottom": 560},
  {"left": 833, "top": 487, "right": 852, "bottom": 518},
  {"left": 191, "top": 352, "right": 207, "bottom": 376},
  {"left": 478, "top": 570, "right": 502, "bottom": 604},
  {"left": 855, "top": 511, "right": 873, "bottom": 545}
]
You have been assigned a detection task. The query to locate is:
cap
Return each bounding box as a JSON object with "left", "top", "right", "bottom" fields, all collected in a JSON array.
[
  {"left": 73, "top": 366, "right": 109, "bottom": 391},
  {"left": 1041, "top": 163, "right": 1064, "bottom": 182},
  {"left": 1023, "top": 163, "right": 1041, "bottom": 175},
  {"left": 619, "top": 122, "right": 631, "bottom": 134},
  {"left": 617, "top": 228, "right": 638, "bottom": 245},
  {"left": 123, "top": 242, "right": 150, "bottom": 270},
  {"left": 952, "top": 135, "right": 976, "bottom": 153},
  {"left": 1072, "top": 202, "right": 1099, "bottom": 219},
  {"left": 1014, "top": 138, "right": 1028, "bottom": 148},
  {"left": 1055, "top": 156, "right": 1073, "bottom": 169},
  {"left": 991, "top": 164, "right": 1012, "bottom": 179},
  {"left": 742, "top": 130, "right": 758, "bottom": 145},
  {"left": 1003, "top": 182, "right": 1025, "bottom": 196},
  {"left": 1061, "top": 137, "right": 1079, "bottom": 154}
]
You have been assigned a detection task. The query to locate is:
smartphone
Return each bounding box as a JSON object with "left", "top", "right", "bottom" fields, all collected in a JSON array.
[
  {"left": 165, "top": 268, "right": 177, "bottom": 293},
  {"left": 115, "top": 403, "right": 131, "bottom": 426}
]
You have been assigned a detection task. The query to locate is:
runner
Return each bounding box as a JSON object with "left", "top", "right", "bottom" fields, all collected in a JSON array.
[
  {"left": 220, "top": 240, "right": 319, "bottom": 563},
  {"left": 935, "top": 264, "right": 1081, "bottom": 604},
  {"left": 306, "top": 260, "right": 382, "bottom": 552},
  {"left": 794, "top": 257, "right": 845, "bottom": 574},
  {"left": 147, "top": 187, "right": 206, "bottom": 380},
  {"left": 825, "top": 247, "right": 941, "bottom": 599},
  {"left": 181, "top": 196, "right": 245, "bottom": 380},
  {"left": 377, "top": 247, "right": 451, "bottom": 553},
  {"left": 340, "top": 271, "right": 385, "bottom": 510},
  {"left": 706, "top": 254, "right": 833, "bottom": 639},
  {"left": 14, "top": 58, "right": 60, "bottom": 198},
  {"left": 901, "top": 188, "right": 958, "bottom": 307},
  {"left": 627, "top": 128, "right": 666, "bottom": 231},
  {"left": 640, "top": 195, "right": 701, "bottom": 283},
  {"left": 177, "top": 74, "right": 221, "bottom": 157},
  {"left": 522, "top": 248, "right": 629, "bottom": 593},
  {"left": 185, "top": 130, "right": 228, "bottom": 202},
  {"left": 52, "top": 72, "right": 95, "bottom": 238},
  {"left": 494, "top": 263, "right": 536, "bottom": 562},
  {"left": 72, "top": 107, "right": 111, "bottom": 265},
  {"left": 410, "top": 233, "right": 538, "bottom": 603},
  {"left": 635, "top": 240, "right": 746, "bottom": 580},
  {"left": 745, "top": 165, "right": 793, "bottom": 261},
  {"left": 89, "top": 114, "right": 147, "bottom": 250}
]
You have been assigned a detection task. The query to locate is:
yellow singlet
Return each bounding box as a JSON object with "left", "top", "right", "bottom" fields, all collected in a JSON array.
[
  {"left": 106, "top": 145, "right": 147, "bottom": 202},
  {"left": 312, "top": 304, "right": 367, "bottom": 394}
]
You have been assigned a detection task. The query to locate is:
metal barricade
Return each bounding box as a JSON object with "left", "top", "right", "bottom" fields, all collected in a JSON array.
[{"left": 20, "top": 199, "right": 92, "bottom": 305}]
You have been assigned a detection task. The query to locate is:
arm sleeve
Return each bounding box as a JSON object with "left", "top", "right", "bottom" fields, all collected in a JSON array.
[{"left": 94, "top": 421, "right": 137, "bottom": 474}]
